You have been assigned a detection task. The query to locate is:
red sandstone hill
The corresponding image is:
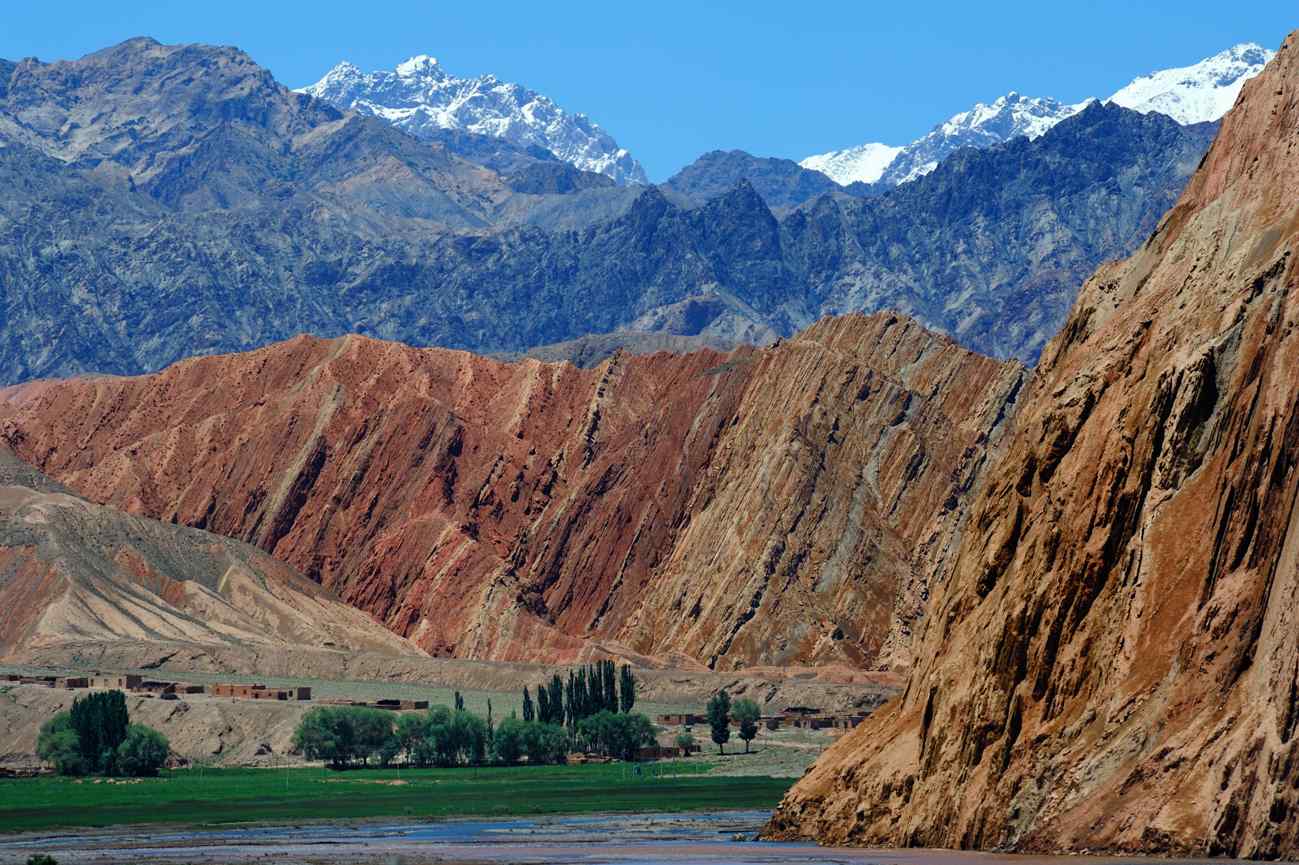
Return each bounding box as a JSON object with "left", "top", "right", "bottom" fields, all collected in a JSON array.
[
  {"left": 767, "top": 32, "right": 1299, "bottom": 858},
  {"left": 0, "top": 313, "right": 1023, "bottom": 670},
  {"left": 0, "top": 446, "right": 420, "bottom": 658}
]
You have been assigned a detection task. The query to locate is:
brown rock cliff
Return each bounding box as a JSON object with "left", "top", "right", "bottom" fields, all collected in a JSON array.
[{"left": 767, "top": 32, "right": 1299, "bottom": 858}]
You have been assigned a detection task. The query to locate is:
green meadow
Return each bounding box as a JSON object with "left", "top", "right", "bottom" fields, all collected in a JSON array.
[{"left": 0, "top": 761, "right": 793, "bottom": 833}]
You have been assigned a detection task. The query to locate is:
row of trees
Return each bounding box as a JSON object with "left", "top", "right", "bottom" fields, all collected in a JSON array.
[
  {"left": 37, "top": 691, "right": 170, "bottom": 777},
  {"left": 522, "top": 661, "right": 636, "bottom": 728},
  {"left": 293, "top": 703, "right": 657, "bottom": 769},
  {"left": 294, "top": 704, "right": 489, "bottom": 769},
  {"left": 705, "top": 690, "right": 761, "bottom": 754}
]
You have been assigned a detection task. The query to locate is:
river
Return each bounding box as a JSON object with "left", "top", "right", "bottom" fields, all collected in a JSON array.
[{"left": 0, "top": 811, "right": 1271, "bottom": 864}]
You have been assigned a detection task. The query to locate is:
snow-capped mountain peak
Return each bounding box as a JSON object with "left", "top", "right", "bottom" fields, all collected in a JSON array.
[
  {"left": 299, "top": 56, "right": 648, "bottom": 185},
  {"left": 802, "top": 91, "right": 1088, "bottom": 187},
  {"left": 394, "top": 54, "right": 442, "bottom": 78},
  {"left": 1107, "top": 42, "right": 1275, "bottom": 125},
  {"left": 937, "top": 91, "right": 1092, "bottom": 142},
  {"left": 802, "top": 40, "right": 1273, "bottom": 190}
]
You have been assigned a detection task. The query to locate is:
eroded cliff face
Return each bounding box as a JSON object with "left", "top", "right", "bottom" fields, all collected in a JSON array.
[
  {"left": 767, "top": 33, "right": 1299, "bottom": 858},
  {"left": 0, "top": 314, "right": 1022, "bottom": 670}
]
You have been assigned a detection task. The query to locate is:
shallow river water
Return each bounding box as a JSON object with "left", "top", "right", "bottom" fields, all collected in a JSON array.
[{"left": 0, "top": 811, "right": 1280, "bottom": 865}]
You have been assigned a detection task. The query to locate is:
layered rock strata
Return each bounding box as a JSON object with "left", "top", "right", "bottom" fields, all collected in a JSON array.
[
  {"left": 767, "top": 33, "right": 1299, "bottom": 859},
  {"left": 1, "top": 314, "right": 1023, "bottom": 670}
]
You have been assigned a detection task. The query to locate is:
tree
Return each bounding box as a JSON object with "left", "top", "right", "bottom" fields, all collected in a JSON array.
[
  {"left": 603, "top": 659, "right": 618, "bottom": 712},
  {"left": 675, "top": 731, "right": 696, "bottom": 754},
  {"left": 732, "top": 699, "right": 761, "bottom": 753},
  {"left": 395, "top": 713, "right": 427, "bottom": 766},
  {"left": 616, "top": 713, "right": 656, "bottom": 761},
  {"left": 294, "top": 707, "right": 349, "bottom": 769},
  {"left": 293, "top": 706, "right": 393, "bottom": 769},
  {"left": 426, "top": 706, "right": 457, "bottom": 766},
  {"left": 520, "top": 722, "right": 570, "bottom": 765},
  {"left": 351, "top": 708, "right": 394, "bottom": 767},
  {"left": 548, "top": 674, "right": 564, "bottom": 724},
  {"left": 424, "top": 706, "right": 488, "bottom": 766},
  {"left": 26, "top": 855, "right": 59, "bottom": 865},
  {"left": 454, "top": 691, "right": 465, "bottom": 712},
  {"left": 69, "top": 690, "right": 129, "bottom": 774},
  {"left": 36, "top": 713, "right": 85, "bottom": 776},
  {"left": 564, "top": 672, "right": 576, "bottom": 730},
  {"left": 707, "top": 690, "right": 731, "bottom": 755},
  {"left": 378, "top": 733, "right": 402, "bottom": 768},
  {"left": 522, "top": 687, "right": 535, "bottom": 723},
  {"left": 492, "top": 717, "right": 526, "bottom": 764},
  {"left": 576, "top": 711, "right": 655, "bottom": 761},
  {"left": 536, "top": 686, "right": 551, "bottom": 725},
  {"left": 448, "top": 710, "right": 488, "bottom": 766},
  {"left": 575, "top": 668, "right": 588, "bottom": 720},
  {"left": 619, "top": 665, "right": 636, "bottom": 713},
  {"left": 115, "top": 725, "right": 170, "bottom": 777}
]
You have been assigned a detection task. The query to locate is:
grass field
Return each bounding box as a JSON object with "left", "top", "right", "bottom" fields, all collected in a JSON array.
[{"left": 0, "top": 762, "right": 794, "bottom": 833}]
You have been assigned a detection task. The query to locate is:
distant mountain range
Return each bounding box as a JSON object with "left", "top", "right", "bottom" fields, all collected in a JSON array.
[
  {"left": 802, "top": 42, "right": 1272, "bottom": 187},
  {"left": 0, "top": 35, "right": 1217, "bottom": 382},
  {"left": 300, "top": 54, "right": 648, "bottom": 185}
]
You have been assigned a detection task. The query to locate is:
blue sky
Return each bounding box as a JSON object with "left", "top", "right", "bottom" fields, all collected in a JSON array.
[{"left": 3, "top": 1, "right": 1294, "bottom": 180}]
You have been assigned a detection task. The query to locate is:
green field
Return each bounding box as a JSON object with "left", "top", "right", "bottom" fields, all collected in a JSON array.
[{"left": 0, "top": 762, "right": 793, "bottom": 833}]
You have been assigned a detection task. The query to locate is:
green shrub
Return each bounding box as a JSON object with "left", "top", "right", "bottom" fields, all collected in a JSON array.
[
  {"left": 26, "top": 854, "right": 58, "bottom": 865},
  {"left": 115, "top": 725, "right": 170, "bottom": 777},
  {"left": 36, "top": 713, "right": 85, "bottom": 776}
]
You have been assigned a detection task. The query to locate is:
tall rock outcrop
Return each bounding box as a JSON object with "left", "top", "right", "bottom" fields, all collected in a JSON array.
[
  {"left": 767, "top": 33, "right": 1299, "bottom": 858},
  {"left": 0, "top": 314, "right": 1023, "bottom": 670}
]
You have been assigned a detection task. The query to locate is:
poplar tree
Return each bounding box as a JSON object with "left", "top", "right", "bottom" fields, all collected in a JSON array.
[
  {"left": 537, "top": 686, "right": 551, "bottom": 724},
  {"left": 603, "top": 659, "right": 617, "bottom": 712},
  {"left": 619, "top": 664, "right": 636, "bottom": 713}
]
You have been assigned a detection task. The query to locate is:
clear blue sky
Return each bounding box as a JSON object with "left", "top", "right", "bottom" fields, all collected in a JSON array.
[{"left": 3, "top": 1, "right": 1294, "bottom": 180}]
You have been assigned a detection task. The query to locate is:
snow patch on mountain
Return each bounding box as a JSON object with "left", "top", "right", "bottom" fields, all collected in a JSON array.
[
  {"left": 1107, "top": 42, "right": 1275, "bottom": 125},
  {"left": 800, "top": 142, "right": 902, "bottom": 186},
  {"left": 300, "top": 56, "right": 648, "bottom": 185}
]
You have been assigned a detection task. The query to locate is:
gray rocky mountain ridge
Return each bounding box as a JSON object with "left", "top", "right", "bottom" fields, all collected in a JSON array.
[{"left": 0, "top": 38, "right": 1215, "bottom": 381}]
